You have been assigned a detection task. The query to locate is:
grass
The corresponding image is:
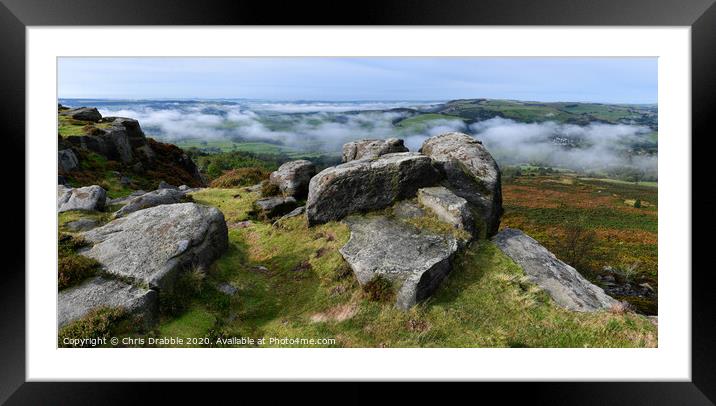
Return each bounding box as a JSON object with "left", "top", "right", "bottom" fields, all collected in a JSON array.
[
  {"left": 59, "top": 307, "right": 128, "bottom": 347},
  {"left": 210, "top": 167, "right": 270, "bottom": 188},
  {"left": 58, "top": 115, "right": 112, "bottom": 137},
  {"left": 58, "top": 233, "right": 102, "bottom": 290},
  {"left": 103, "top": 186, "right": 657, "bottom": 348}
]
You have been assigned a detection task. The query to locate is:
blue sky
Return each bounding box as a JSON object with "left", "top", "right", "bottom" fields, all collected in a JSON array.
[{"left": 58, "top": 57, "right": 657, "bottom": 103}]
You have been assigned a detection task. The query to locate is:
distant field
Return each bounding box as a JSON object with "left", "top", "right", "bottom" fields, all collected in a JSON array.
[
  {"left": 177, "top": 140, "right": 329, "bottom": 159},
  {"left": 436, "top": 99, "right": 657, "bottom": 128},
  {"left": 395, "top": 113, "right": 465, "bottom": 131},
  {"left": 579, "top": 177, "right": 658, "bottom": 188},
  {"left": 501, "top": 174, "right": 658, "bottom": 313}
]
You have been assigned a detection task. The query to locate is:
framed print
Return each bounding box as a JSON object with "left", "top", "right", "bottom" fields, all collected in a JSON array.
[{"left": 2, "top": 0, "right": 713, "bottom": 403}]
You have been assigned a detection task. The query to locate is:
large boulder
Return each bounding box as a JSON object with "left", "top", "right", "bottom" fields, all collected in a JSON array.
[
  {"left": 340, "top": 215, "right": 459, "bottom": 309},
  {"left": 306, "top": 152, "right": 440, "bottom": 225},
  {"left": 58, "top": 149, "right": 79, "bottom": 172},
  {"left": 114, "top": 188, "right": 186, "bottom": 218},
  {"left": 82, "top": 203, "right": 228, "bottom": 291},
  {"left": 269, "top": 160, "right": 317, "bottom": 199},
  {"left": 61, "top": 107, "right": 102, "bottom": 122},
  {"left": 418, "top": 186, "right": 476, "bottom": 237},
  {"left": 492, "top": 228, "right": 619, "bottom": 312},
  {"left": 341, "top": 138, "right": 409, "bottom": 162},
  {"left": 420, "top": 132, "right": 502, "bottom": 237},
  {"left": 57, "top": 185, "right": 106, "bottom": 213},
  {"left": 58, "top": 276, "right": 158, "bottom": 328},
  {"left": 253, "top": 196, "right": 298, "bottom": 220}
]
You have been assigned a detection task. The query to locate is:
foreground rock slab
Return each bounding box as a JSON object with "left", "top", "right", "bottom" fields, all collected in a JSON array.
[
  {"left": 418, "top": 186, "right": 476, "bottom": 236},
  {"left": 307, "top": 152, "right": 440, "bottom": 225},
  {"left": 492, "top": 228, "right": 618, "bottom": 312},
  {"left": 58, "top": 276, "right": 158, "bottom": 328},
  {"left": 114, "top": 188, "right": 185, "bottom": 218},
  {"left": 57, "top": 185, "right": 107, "bottom": 213},
  {"left": 421, "top": 132, "right": 502, "bottom": 237},
  {"left": 339, "top": 215, "right": 459, "bottom": 309},
  {"left": 342, "top": 138, "right": 409, "bottom": 162},
  {"left": 82, "top": 203, "right": 228, "bottom": 291},
  {"left": 269, "top": 160, "right": 317, "bottom": 199}
]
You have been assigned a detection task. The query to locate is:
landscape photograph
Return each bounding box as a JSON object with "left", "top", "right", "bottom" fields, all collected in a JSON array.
[{"left": 56, "top": 57, "right": 658, "bottom": 348}]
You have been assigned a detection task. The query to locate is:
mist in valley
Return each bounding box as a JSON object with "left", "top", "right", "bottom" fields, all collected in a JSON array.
[{"left": 62, "top": 99, "right": 657, "bottom": 179}]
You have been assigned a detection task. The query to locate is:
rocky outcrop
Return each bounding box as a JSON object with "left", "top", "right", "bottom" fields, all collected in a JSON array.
[
  {"left": 57, "top": 185, "right": 106, "bottom": 212},
  {"left": 341, "top": 138, "right": 409, "bottom": 162},
  {"left": 306, "top": 152, "right": 440, "bottom": 225},
  {"left": 269, "top": 160, "right": 316, "bottom": 199},
  {"left": 82, "top": 203, "right": 228, "bottom": 291},
  {"left": 340, "top": 215, "right": 459, "bottom": 309},
  {"left": 58, "top": 276, "right": 158, "bottom": 328},
  {"left": 418, "top": 186, "right": 476, "bottom": 236},
  {"left": 253, "top": 196, "right": 298, "bottom": 220},
  {"left": 61, "top": 112, "right": 205, "bottom": 187},
  {"left": 65, "top": 118, "right": 138, "bottom": 163},
  {"left": 492, "top": 228, "right": 618, "bottom": 312},
  {"left": 58, "top": 149, "right": 79, "bottom": 172},
  {"left": 114, "top": 188, "right": 186, "bottom": 218},
  {"left": 420, "top": 132, "right": 502, "bottom": 237},
  {"left": 61, "top": 107, "right": 102, "bottom": 122}
]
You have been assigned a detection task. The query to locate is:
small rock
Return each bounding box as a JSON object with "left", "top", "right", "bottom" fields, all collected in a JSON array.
[
  {"left": 639, "top": 282, "right": 655, "bottom": 292},
  {"left": 58, "top": 149, "right": 79, "bottom": 172},
  {"left": 418, "top": 186, "right": 476, "bottom": 236},
  {"left": 272, "top": 206, "right": 306, "bottom": 226},
  {"left": 269, "top": 160, "right": 317, "bottom": 199},
  {"left": 244, "top": 183, "right": 262, "bottom": 193},
  {"left": 64, "top": 218, "right": 100, "bottom": 232},
  {"left": 230, "top": 220, "right": 253, "bottom": 229},
  {"left": 57, "top": 185, "right": 107, "bottom": 213},
  {"left": 217, "top": 282, "right": 238, "bottom": 296},
  {"left": 178, "top": 185, "right": 190, "bottom": 191},
  {"left": 342, "top": 138, "right": 409, "bottom": 162},
  {"left": 392, "top": 200, "right": 425, "bottom": 219},
  {"left": 253, "top": 196, "right": 298, "bottom": 220},
  {"left": 158, "top": 181, "right": 177, "bottom": 190},
  {"left": 61, "top": 107, "right": 102, "bottom": 122},
  {"left": 114, "top": 188, "right": 185, "bottom": 218}
]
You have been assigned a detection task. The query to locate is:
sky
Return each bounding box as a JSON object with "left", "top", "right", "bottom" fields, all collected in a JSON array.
[{"left": 58, "top": 57, "right": 657, "bottom": 103}]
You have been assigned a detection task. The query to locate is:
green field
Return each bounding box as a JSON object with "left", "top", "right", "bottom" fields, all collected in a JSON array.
[{"left": 435, "top": 99, "right": 657, "bottom": 128}]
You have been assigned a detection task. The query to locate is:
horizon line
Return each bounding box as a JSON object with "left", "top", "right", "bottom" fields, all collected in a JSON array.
[{"left": 57, "top": 97, "right": 658, "bottom": 105}]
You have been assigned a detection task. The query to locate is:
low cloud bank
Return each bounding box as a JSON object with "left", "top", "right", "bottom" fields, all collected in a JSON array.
[
  {"left": 95, "top": 101, "right": 656, "bottom": 175},
  {"left": 469, "top": 117, "right": 656, "bottom": 175}
]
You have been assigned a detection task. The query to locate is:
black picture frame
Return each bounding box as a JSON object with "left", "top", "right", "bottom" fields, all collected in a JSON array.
[{"left": 1, "top": 0, "right": 713, "bottom": 404}]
